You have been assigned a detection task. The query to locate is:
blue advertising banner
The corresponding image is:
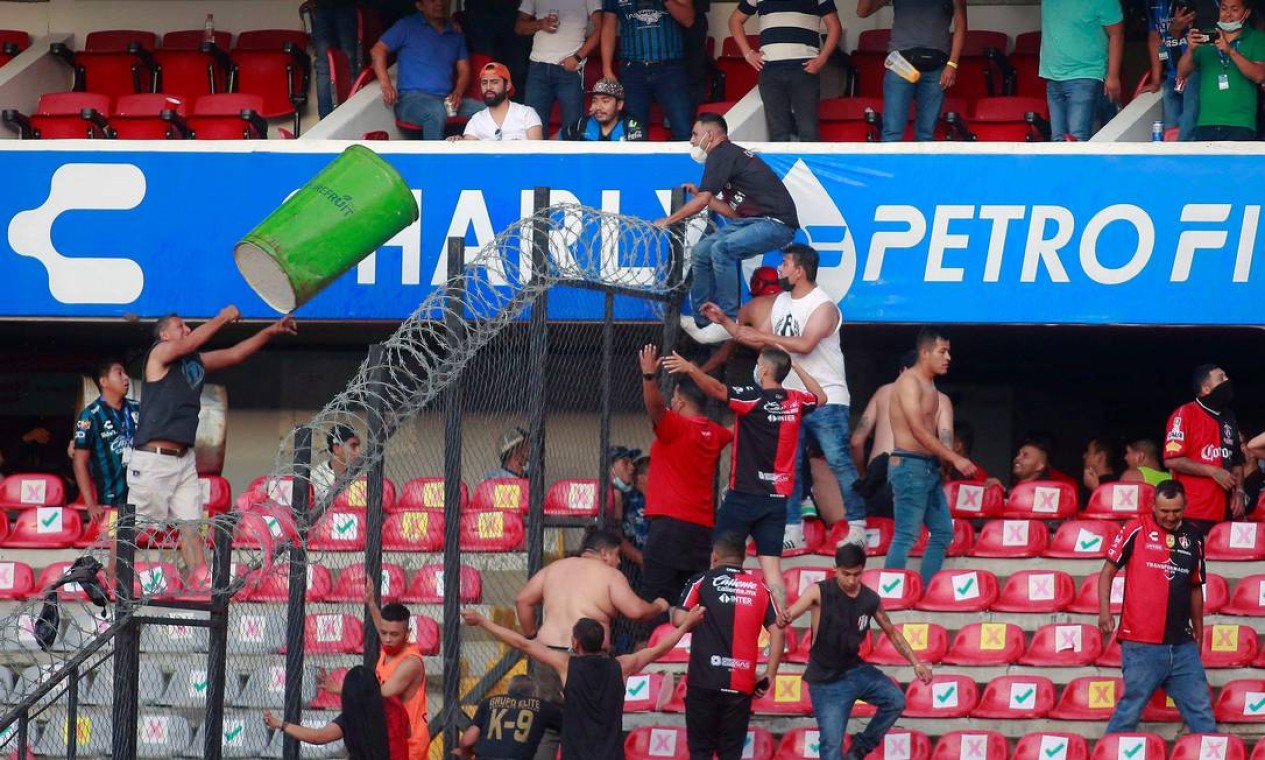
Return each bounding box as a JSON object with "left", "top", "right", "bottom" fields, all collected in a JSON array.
[{"left": 1, "top": 143, "right": 1261, "bottom": 324}]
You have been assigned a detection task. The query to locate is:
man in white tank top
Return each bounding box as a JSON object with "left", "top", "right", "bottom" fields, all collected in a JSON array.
[{"left": 700, "top": 244, "right": 864, "bottom": 550}]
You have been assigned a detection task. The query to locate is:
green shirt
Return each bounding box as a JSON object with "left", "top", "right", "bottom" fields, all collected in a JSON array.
[
  {"left": 1194, "top": 27, "right": 1265, "bottom": 129},
  {"left": 1039, "top": 0, "right": 1123, "bottom": 82},
  {"left": 1138, "top": 466, "right": 1169, "bottom": 487}
]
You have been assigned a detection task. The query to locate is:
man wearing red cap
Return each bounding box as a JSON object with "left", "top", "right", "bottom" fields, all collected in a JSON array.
[{"left": 457, "top": 61, "right": 545, "bottom": 140}]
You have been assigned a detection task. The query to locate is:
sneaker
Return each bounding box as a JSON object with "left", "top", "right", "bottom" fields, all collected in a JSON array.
[
  {"left": 799, "top": 497, "right": 818, "bottom": 519},
  {"left": 839, "top": 521, "right": 867, "bottom": 548},
  {"left": 679, "top": 318, "right": 731, "bottom": 344},
  {"left": 783, "top": 522, "right": 806, "bottom": 552}
]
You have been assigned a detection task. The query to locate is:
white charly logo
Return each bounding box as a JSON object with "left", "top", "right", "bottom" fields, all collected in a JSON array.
[
  {"left": 742, "top": 158, "right": 857, "bottom": 302},
  {"left": 8, "top": 163, "right": 146, "bottom": 304}
]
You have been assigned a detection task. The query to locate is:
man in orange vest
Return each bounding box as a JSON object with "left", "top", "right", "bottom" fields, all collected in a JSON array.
[{"left": 322, "top": 580, "right": 429, "bottom": 757}]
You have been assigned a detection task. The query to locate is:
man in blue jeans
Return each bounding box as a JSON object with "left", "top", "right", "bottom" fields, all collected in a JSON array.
[
  {"left": 516, "top": 0, "right": 602, "bottom": 131},
  {"left": 601, "top": 0, "right": 696, "bottom": 139},
  {"left": 884, "top": 328, "right": 976, "bottom": 586},
  {"left": 311, "top": 0, "right": 360, "bottom": 119},
  {"left": 1039, "top": 0, "right": 1124, "bottom": 141},
  {"left": 1099, "top": 479, "right": 1216, "bottom": 735},
  {"left": 857, "top": 0, "right": 966, "bottom": 142},
  {"left": 655, "top": 113, "right": 799, "bottom": 345},
  {"left": 778, "top": 544, "right": 932, "bottom": 760}
]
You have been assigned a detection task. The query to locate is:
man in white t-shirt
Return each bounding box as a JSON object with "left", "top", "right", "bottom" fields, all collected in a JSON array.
[
  {"left": 454, "top": 61, "right": 545, "bottom": 140},
  {"left": 516, "top": 0, "right": 602, "bottom": 132}
]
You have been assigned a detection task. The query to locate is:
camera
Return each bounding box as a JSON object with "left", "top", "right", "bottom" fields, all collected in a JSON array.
[{"left": 1191, "top": 28, "right": 1220, "bottom": 43}]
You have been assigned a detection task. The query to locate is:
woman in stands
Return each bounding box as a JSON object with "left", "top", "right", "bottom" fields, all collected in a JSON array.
[{"left": 263, "top": 665, "right": 409, "bottom": 759}]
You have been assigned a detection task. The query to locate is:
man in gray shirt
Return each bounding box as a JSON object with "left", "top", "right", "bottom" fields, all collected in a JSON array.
[{"left": 857, "top": 0, "right": 967, "bottom": 142}]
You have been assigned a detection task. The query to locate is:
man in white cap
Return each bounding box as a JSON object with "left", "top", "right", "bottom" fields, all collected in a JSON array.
[
  {"left": 481, "top": 426, "right": 530, "bottom": 483},
  {"left": 561, "top": 78, "right": 647, "bottom": 141}
]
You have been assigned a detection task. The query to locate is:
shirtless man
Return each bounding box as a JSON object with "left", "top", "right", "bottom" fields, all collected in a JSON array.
[
  {"left": 697, "top": 266, "right": 781, "bottom": 381},
  {"left": 883, "top": 328, "right": 975, "bottom": 586},
  {"left": 850, "top": 351, "right": 953, "bottom": 518},
  {"left": 515, "top": 528, "right": 669, "bottom": 759}
]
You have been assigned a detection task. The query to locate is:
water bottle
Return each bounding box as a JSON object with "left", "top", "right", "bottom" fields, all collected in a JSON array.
[
  {"left": 1151, "top": 120, "right": 1164, "bottom": 142},
  {"left": 204, "top": 14, "right": 215, "bottom": 45},
  {"left": 884, "top": 50, "right": 921, "bottom": 84}
]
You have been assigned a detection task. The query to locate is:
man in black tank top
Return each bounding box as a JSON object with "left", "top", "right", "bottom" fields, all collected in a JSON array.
[
  {"left": 777, "top": 545, "right": 932, "bottom": 760},
  {"left": 130, "top": 308, "right": 296, "bottom": 576},
  {"left": 461, "top": 606, "right": 704, "bottom": 760}
]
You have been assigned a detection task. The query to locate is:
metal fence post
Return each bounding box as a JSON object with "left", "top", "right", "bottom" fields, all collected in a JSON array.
[
  {"left": 363, "top": 343, "right": 388, "bottom": 670},
  {"left": 283, "top": 427, "right": 313, "bottom": 760},
  {"left": 598, "top": 290, "right": 615, "bottom": 528},
  {"left": 661, "top": 186, "right": 688, "bottom": 382},
  {"left": 526, "top": 186, "right": 550, "bottom": 578},
  {"left": 111, "top": 502, "right": 139, "bottom": 760},
  {"left": 441, "top": 235, "right": 467, "bottom": 752},
  {"left": 203, "top": 512, "right": 238, "bottom": 760}
]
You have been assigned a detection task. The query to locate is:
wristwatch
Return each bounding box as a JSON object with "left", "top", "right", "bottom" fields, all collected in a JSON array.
[
  {"left": 573, "top": 54, "right": 584, "bottom": 64},
  {"left": 642, "top": 372, "right": 656, "bottom": 380}
]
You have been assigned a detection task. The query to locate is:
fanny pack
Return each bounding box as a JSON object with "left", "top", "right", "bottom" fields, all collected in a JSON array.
[{"left": 902, "top": 47, "right": 950, "bottom": 73}]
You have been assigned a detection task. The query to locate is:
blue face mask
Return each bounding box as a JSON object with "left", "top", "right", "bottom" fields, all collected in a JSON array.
[{"left": 1219, "top": 19, "right": 1244, "bottom": 32}]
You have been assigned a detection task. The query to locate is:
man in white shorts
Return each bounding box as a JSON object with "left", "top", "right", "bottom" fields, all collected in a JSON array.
[
  {"left": 454, "top": 61, "right": 544, "bottom": 140},
  {"left": 129, "top": 307, "right": 296, "bottom": 578}
]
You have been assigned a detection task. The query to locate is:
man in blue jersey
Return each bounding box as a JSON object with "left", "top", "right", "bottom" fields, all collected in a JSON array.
[
  {"left": 562, "top": 78, "right": 647, "bottom": 140},
  {"left": 600, "top": 0, "right": 696, "bottom": 139},
  {"left": 74, "top": 359, "right": 140, "bottom": 522}
]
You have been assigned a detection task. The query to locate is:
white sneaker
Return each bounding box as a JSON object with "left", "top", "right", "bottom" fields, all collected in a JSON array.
[
  {"left": 839, "top": 521, "right": 867, "bottom": 548},
  {"left": 783, "top": 522, "right": 806, "bottom": 552}
]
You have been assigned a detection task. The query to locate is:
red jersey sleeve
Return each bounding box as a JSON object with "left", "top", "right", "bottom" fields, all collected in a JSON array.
[
  {"left": 1106, "top": 518, "right": 1142, "bottom": 568},
  {"left": 790, "top": 388, "right": 819, "bottom": 416},
  {"left": 679, "top": 572, "right": 706, "bottom": 609},
  {"left": 728, "top": 385, "right": 761, "bottom": 415},
  {"left": 1193, "top": 536, "right": 1206, "bottom": 585},
  {"left": 654, "top": 409, "right": 686, "bottom": 443},
  {"left": 711, "top": 421, "right": 734, "bottom": 448},
  {"left": 1164, "top": 406, "right": 1190, "bottom": 462}
]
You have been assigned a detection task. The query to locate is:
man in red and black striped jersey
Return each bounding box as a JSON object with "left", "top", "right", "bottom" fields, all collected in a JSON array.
[
  {"left": 1099, "top": 479, "right": 1216, "bottom": 735},
  {"left": 675, "top": 533, "right": 783, "bottom": 760},
  {"left": 663, "top": 346, "right": 826, "bottom": 606},
  {"left": 1164, "top": 363, "right": 1245, "bottom": 537}
]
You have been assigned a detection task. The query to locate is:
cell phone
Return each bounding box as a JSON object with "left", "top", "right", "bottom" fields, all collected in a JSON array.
[{"left": 755, "top": 676, "right": 770, "bottom": 692}]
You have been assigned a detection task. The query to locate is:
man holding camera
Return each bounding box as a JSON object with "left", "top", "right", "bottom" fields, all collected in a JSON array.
[{"left": 1178, "top": 0, "right": 1265, "bottom": 141}]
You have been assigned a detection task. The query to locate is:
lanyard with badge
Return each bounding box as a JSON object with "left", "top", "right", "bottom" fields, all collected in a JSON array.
[
  {"left": 120, "top": 402, "right": 136, "bottom": 464},
  {"left": 1157, "top": 1, "right": 1178, "bottom": 61},
  {"left": 1216, "top": 38, "right": 1242, "bottom": 90}
]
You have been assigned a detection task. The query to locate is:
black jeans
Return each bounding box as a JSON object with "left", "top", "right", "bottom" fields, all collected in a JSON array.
[
  {"left": 683, "top": 14, "right": 711, "bottom": 106},
  {"left": 642, "top": 517, "right": 713, "bottom": 625},
  {"left": 685, "top": 687, "right": 753, "bottom": 760},
  {"left": 759, "top": 63, "right": 821, "bottom": 141},
  {"left": 1192, "top": 125, "right": 1258, "bottom": 141}
]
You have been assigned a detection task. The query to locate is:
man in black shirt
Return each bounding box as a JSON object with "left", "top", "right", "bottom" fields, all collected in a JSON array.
[
  {"left": 456, "top": 676, "right": 562, "bottom": 759},
  {"left": 654, "top": 112, "right": 799, "bottom": 344},
  {"left": 461, "top": 605, "right": 704, "bottom": 760},
  {"left": 676, "top": 532, "right": 781, "bottom": 760},
  {"left": 778, "top": 544, "right": 932, "bottom": 760}
]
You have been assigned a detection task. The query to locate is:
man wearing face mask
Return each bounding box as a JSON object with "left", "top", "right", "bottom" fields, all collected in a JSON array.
[
  {"left": 456, "top": 61, "right": 545, "bottom": 140},
  {"left": 1177, "top": 0, "right": 1265, "bottom": 141},
  {"left": 654, "top": 112, "right": 800, "bottom": 345},
  {"left": 1164, "top": 364, "right": 1245, "bottom": 538}
]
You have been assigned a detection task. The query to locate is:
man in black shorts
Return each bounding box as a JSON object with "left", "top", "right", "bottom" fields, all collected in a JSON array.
[
  {"left": 663, "top": 346, "right": 825, "bottom": 608},
  {"left": 455, "top": 675, "right": 562, "bottom": 759}
]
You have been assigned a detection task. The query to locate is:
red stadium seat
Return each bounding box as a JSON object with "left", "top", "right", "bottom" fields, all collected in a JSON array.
[
  {"left": 185, "top": 93, "right": 268, "bottom": 139},
  {"left": 301, "top": 612, "right": 363, "bottom": 654},
  {"left": 931, "top": 731, "right": 1007, "bottom": 760},
  {"left": 1207, "top": 522, "right": 1265, "bottom": 561},
  {"left": 1014, "top": 30, "right": 1040, "bottom": 55},
  {"left": 905, "top": 675, "right": 978, "bottom": 718},
  {"left": 459, "top": 510, "right": 525, "bottom": 551},
  {"left": 1095, "top": 633, "right": 1122, "bottom": 668},
  {"left": 1083, "top": 482, "right": 1154, "bottom": 520},
  {"left": 1067, "top": 571, "right": 1125, "bottom": 614},
  {"left": 661, "top": 677, "right": 687, "bottom": 712},
  {"left": 3, "top": 507, "right": 83, "bottom": 548},
  {"left": 0, "top": 29, "right": 29, "bottom": 67},
  {"left": 861, "top": 569, "right": 923, "bottom": 610},
  {"left": 715, "top": 57, "right": 759, "bottom": 101},
  {"left": 971, "top": 519, "right": 1049, "bottom": 558},
  {"left": 1020, "top": 624, "right": 1103, "bottom": 667},
  {"left": 0, "top": 560, "right": 34, "bottom": 600},
  {"left": 622, "top": 672, "right": 669, "bottom": 713},
  {"left": 398, "top": 478, "right": 468, "bottom": 512},
  {"left": 786, "top": 519, "right": 826, "bottom": 558},
  {"left": 230, "top": 29, "right": 310, "bottom": 134},
  {"left": 1089, "top": 735, "right": 1166, "bottom": 760},
  {"left": 309, "top": 509, "right": 367, "bottom": 551},
  {"left": 1009, "top": 31, "right": 1044, "bottom": 99},
  {"left": 720, "top": 35, "right": 761, "bottom": 57},
  {"left": 1049, "top": 677, "right": 1122, "bottom": 721},
  {"left": 0, "top": 473, "right": 65, "bottom": 508},
  {"left": 403, "top": 564, "right": 483, "bottom": 603},
  {"left": 106, "top": 93, "right": 189, "bottom": 139},
  {"left": 817, "top": 97, "right": 883, "bottom": 142},
  {"left": 133, "top": 562, "right": 183, "bottom": 599},
  {"left": 1215, "top": 679, "right": 1265, "bottom": 722},
  {"left": 696, "top": 100, "right": 736, "bottom": 117},
  {"left": 1202, "top": 624, "right": 1259, "bottom": 668},
  {"left": 33, "top": 561, "right": 102, "bottom": 601},
  {"left": 952, "top": 96, "right": 1050, "bottom": 142},
  {"left": 1013, "top": 733, "right": 1090, "bottom": 760},
  {"left": 154, "top": 30, "right": 232, "bottom": 99},
  {"left": 1253, "top": 738, "right": 1265, "bottom": 760},
  {"left": 992, "top": 570, "right": 1074, "bottom": 613},
  {"left": 757, "top": 625, "right": 794, "bottom": 664},
  {"left": 845, "top": 29, "right": 890, "bottom": 98},
  {"left": 233, "top": 504, "right": 300, "bottom": 550},
  {"left": 1224, "top": 575, "right": 1265, "bottom": 616},
  {"left": 329, "top": 562, "right": 407, "bottom": 602},
  {"left": 870, "top": 621, "right": 948, "bottom": 665},
  {"left": 784, "top": 566, "right": 832, "bottom": 607},
  {"left": 626, "top": 726, "right": 689, "bottom": 759},
  {"left": 646, "top": 623, "right": 693, "bottom": 663},
  {"left": 945, "top": 480, "right": 1004, "bottom": 519},
  {"left": 328, "top": 47, "right": 355, "bottom": 109},
  {"left": 952, "top": 30, "right": 1011, "bottom": 102},
  {"left": 943, "top": 622, "right": 1024, "bottom": 665},
  {"left": 470, "top": 478, "right": 529, "bottom": 514},
  {"left": 1004, "top": 480, "right": 1078, "bottom": 519},
  {"left": 243, "top": 562, "right": 332, "bottom": 603},
  {"left": 383, "top": 510, "right": 444, "bottom": 551},
  {"left": 776, "top": 727, "right": 840, "bottom": 759},
  {"left": 1205, "top": 573, "right": 1229, "bottom": 613},
  {"left": 544, "top": 479, "right": 608, "bottom": 517},
  {"left": 331, "top": 476, "right": 397, "bottom": 511},
  {"left": 862, "top": 516, "right": 894, "bottom": 556},
  {"left": 786, "top": 625, "right": 847, "bottom": 664},
  {"left": 908, "top": 519, "right": 974, "bottom": 557},
  {"left": 199, "top": 475, "right": 232, "bottom": 515},
  {"left": 865, "top": 730, "right": 931, "bottom": 760},
  {"left": 409, "top": 615, "right": 440, "bottom": 655},
  {"left": 915, "top": 569, "right": 999, "bottom": 612},
  {"left": 55, "top": 30, "right": 157, "bottom": 98},
  {"left": 245, "top": 475, "right": 311, "bottom": 508},
  {"left": 971, "top": 674, "right": 1055, "bottom": 720},
  {"left": 1170, "top": 735, "right": 1248, "bottom": 760},
  {"left": 751, "top": 673, "right": 812, "bottom": 715},
  {"left": 1044, "top": 520, "right": 1116, "bottom": 558}
]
